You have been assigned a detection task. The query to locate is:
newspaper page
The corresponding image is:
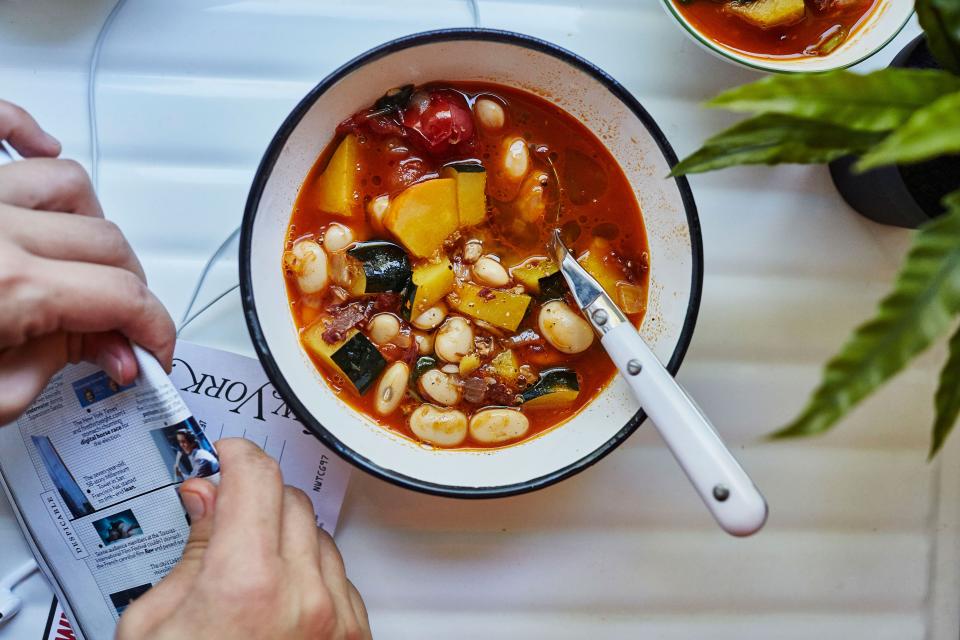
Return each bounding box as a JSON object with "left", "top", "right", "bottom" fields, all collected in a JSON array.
[{"left": 0, "top": 342, "right": 351, "bottom": 640}]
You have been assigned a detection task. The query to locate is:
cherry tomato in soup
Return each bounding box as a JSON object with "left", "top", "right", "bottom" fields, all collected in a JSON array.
[{"left": 402, "top": 89, "right": 475, "bottom": 157}]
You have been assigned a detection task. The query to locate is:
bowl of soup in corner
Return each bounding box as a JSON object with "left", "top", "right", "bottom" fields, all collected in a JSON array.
[
  {"left": 663, "top": 0, "right": 914, "bottom": 73},
  {"left": 240, "top": 28, "right": 703, "bottom": 497}
]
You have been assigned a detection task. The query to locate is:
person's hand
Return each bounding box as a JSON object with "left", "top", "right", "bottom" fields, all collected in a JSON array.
[
  {"left": 116, "top": 439, "right": 371, "bottom": 640},
  {"left": 0, "top": 99, "right": 175, "bottom": 424}
]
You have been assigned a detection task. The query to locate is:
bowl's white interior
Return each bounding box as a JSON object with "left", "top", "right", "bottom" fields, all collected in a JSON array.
[
  {"left": 248, "top": 37, "right": 696, "bottom": 490},
  {"left": 665, "top": 0, "right": 913, "bottom": 73}
]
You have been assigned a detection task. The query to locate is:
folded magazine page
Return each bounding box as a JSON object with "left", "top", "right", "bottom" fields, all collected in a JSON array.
[{"left": 0, "top": 342, "right": 351, "bottom": 640}]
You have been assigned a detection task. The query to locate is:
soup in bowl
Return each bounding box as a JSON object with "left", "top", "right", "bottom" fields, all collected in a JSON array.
[{"left": 241, "top": 29, "right": 702, "bottom": 497}]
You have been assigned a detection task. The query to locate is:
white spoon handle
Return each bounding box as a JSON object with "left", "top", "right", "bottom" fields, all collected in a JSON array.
[{"left": 602, "top": 323, "right": 768, "bottom": 536}]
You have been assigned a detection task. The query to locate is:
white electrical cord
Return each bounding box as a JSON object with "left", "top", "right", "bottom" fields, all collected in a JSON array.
[{"left": 0, "top": 559, "right": 39, "bottom": 626}]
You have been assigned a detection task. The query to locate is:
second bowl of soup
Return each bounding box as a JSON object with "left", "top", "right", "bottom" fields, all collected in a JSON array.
[
  {"left": 241, "top": 29, "right": 702, "bottom": 497},
  {"left": 663, "top": 0, "right": 913, "bottom": 73}
]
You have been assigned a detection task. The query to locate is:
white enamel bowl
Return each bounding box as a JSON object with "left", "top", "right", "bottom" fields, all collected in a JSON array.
[
  {"left": 240, "top": 29, "right": 703, "bottom": 497},
  {"left": 661, "top": 0, "right": 914, "bottom": 73}
]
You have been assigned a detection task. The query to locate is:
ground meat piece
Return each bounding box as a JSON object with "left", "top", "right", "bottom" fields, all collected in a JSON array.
[
  {"left": 462, "top": 377, "right": 488, "bottom": 404},
  {"left": 321, "top": 302, "right": 369, "bottom": 344},
  {"left": 478, "top": 287, "right": 496, "bottom": 301},
  {"left": 487, "top": 382, "right": 520, "bottom": 407},
  {"left": 474, "top": 336, "right": 495, "bottom": 357}
]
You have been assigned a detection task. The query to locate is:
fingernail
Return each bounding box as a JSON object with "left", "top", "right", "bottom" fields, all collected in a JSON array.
[
  {"left": 181, "top": 491, "right": 205, "bottom": 520},
  {"left": 96, "top": 347, "right": 124, "bottom": 383}
]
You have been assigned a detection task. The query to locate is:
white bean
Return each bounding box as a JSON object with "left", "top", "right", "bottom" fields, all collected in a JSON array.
[
  {"left": 409, "top": 404, "right": 468, "bottom": 447},
  {"left": 368, "top": 313, "right": 400, "bottom": 345},
  {"left": 413, "top": 331, "right": 434, "bottom": 355},
  {"left": 367, "top": 194, "right": 390, "bottom": 234},
  {"left": 434, "top": 316, "right": 474, "bottom": 363},
  {"left": 412, "top": 302, "right": 448, "bottom": 331},
  {"left": 323, "top": 223, "right": 354, "bottom": 253},
  {"left": 474, "top": 98, "right": 505, "bottom": 130},
  {"left": 469, "top": 408, "right": 529, "bottom": 444},
  {"left": 472, "top": 255, "right": 510, "bottom": 287},
  {"left": 375, "top": 362, "right": 409, "bottom": 416},
  {"left": 502, "top": 137, "right": 530, "bottom": 181},
  {"left": 287, "top": 239, "right": 328, "bottom": 294},
  {"left": 538, "top": 300, "right": 594, "bottom": 354},
  {"left": 418, "top": 369, "right": 462, "bottom": 406},
  {"left": 463, "top": 239, "right": 483, "bottom": 264}
]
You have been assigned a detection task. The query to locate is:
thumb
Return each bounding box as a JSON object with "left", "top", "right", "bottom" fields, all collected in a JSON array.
[
  {"left": 177, "top": 478, "right": 218, "bottom": 570},
  {"left": 116, "top": 479, "right": 217, "bottom": 635}
]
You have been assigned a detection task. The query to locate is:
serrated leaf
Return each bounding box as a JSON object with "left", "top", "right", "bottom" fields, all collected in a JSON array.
[
  {"left": 917, "top": 0, "right": 960, "bottom": 75},
  {"left": 708, "top": 68, "right": 960, "bottom": 132},
  {"left": 856, "top": 91, "right": 960, "bottom": 170},
  {"left": 931, "top": 324, "right": 960, "bottom": 458},
  {"left": 773, "top": 194, "right": 960, "bottom": 440},
  {"left": 930, "top": 191, "right": 960, "bottom": 459},
  {"left": 669, "top": 114, "right": 886, "bottom": 176}
]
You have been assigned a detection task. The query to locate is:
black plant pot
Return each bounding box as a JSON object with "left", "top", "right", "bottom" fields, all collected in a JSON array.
[{"left": 829, "top": 35, "right": 960, "bottom": 228}]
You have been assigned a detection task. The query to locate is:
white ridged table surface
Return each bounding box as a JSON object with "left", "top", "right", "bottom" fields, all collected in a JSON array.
[{"left": 0, "top": 2, "right": 946, "bottom": 639}]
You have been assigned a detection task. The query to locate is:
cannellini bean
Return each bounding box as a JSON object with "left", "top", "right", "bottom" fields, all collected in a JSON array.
[
  {"left": 409, "top": 404, "right": 468, "bottom": 447},
  {"left": 469, "top": 408, "right": 529, "bottom": 444},
  {"left": 418, "top": 369, "right": 462, "bottom": 406},
  {"left": 434, "top": 316, "right": 474, "bottom": 363},
  {"left": 538, "top": 300, "right": 594, "bottom": 354},
  {"left": 414, "top": 331, "right": 434, "bottom": 355},
  {"left": 375, "top": 362, "right": 409, "bottom": 416},
  {"left": 472, "top": 256, "right": 510, "bottom": 287},
  {"left": 412, "top": 303, "right": 448, "bottom": 331},
  {"left": 288, "top": 239, "right": 328, "bottom": 294},
  {"left": 323, "top": 223, "right": 354, "bottom": 253},
  {"left": 502, "top": 137, "right": 530, "bottom": 181},
  {"left": 474, "top": 98, "right": 505, "bottom": 130},
  {"left": 463, "top": 239, "right": 483, "bottom": 264},
  {"left": 367, "top": 195, "right": 390, "bottom": 231},
  {"left": 368, "top": 313, "right": 400, "bottom": 345},
  {"left": 441, "top": 363, "right": 459, "bottom": 374}
]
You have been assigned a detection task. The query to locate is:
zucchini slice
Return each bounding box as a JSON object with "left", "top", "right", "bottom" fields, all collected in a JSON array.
[
  {"left": 520, "top": 367, "right": 580, "bottom": 409},
  {"left": 347, "top": 241, "right": 412, "bottom": 294},
  {"left": 303, "top": 327, "right": 386, "bottom": 395}
]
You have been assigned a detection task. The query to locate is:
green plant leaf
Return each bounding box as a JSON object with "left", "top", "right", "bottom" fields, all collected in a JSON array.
[
  {"left": 856, "top": 91, "right": 960, "bottom": 170},
  {"left": 930, "top": 191, "right": 960, "bottom": 458},
  {"left": 669, "top": 114, "right": 886, "bottom": 176},
  {"left": 773, "top": 193, "right": 960, "bottom": 440},
  {"left": 917, "top": 0, "right": 960, "bottom": 75},
  {"left": 708, "top": 68, "right": 960, "bottom": 131},
  {"left": 931, "top": 324, "right": 960, "bottom": 458}
]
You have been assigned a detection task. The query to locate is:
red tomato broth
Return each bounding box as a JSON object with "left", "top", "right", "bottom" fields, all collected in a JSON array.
[
  {"left": 673, "top": 0, "right": 879, "bottom": 59},
  {"left": 285, "top": 81, "right": 649, "bottom": 449}
]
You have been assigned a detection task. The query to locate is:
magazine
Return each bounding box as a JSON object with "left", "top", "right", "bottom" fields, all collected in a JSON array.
[{"left": 0, "top": 342, "right": 351, "bottom": 640}]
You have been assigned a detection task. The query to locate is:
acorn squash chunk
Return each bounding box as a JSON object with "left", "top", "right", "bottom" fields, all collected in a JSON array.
[
  {"left": 302, "top": 326, "right": 385, "bottom": 395},
  {"left": 520, "top": 368, "right": 580, "bottom": 409},
  {"left": 441, "top": 163, "right": 487, "bottom": 227},
  {"left": 315, "top": 135, "right": 360, "bottom": 217},
  {"left": 725, "top": 0, "right": 805, "bottom": 29},
  {"left": 448, "top": 282, "right": 532, "bottom": 332},
  {"left": 401, "top": 257, "right": 455, "bottom": 319},
  {"left": 385, "top": 178, "right": 459, "bottom": 258}
]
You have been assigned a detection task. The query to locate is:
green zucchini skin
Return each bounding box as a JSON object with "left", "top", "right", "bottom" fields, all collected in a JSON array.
[
  {"left": 520, "top": 367, "right": 580, "bottom": 406},
  {"left": 412, "top": 356, "right": 438, "bottom": 382},
  {"left": 347, "top": 241, "right": 412, "bottom": 294},
  {"left": 444, "top": 161, "right": 485, "bottom": 173},
  {"left": 330, "top": 332, "right": 387, "bottom": 394},
  {"left": 537, "top": 271, "right": 568, "bottom": 301}
]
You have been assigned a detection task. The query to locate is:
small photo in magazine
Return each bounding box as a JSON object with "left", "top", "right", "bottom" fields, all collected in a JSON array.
[
  {"left": 72, "top": 370, "right": 136, "bottom": 408},
  {"left": 150, "top": 418, "right": 220, "bottom": 482},
  {"left": 92, "top": 509, "right": 143, "bottom": 546},
  {"left": 109, "top": 583, "right": 152, "bottom": 616},
  {"left": 30, "top": 435, "right": 95, "bottom": 519}
]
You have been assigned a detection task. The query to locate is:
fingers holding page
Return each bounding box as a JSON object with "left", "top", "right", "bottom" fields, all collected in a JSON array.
[
  {"left": 206, "top": 438, "right": 285, "bottom": 563},
  {"left": 0, "top": 100, "right": 61, "bottom": 158}
]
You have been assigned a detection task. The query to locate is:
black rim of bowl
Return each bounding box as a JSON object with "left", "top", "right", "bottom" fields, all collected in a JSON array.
[{"left": 240, "top": 27, "right": 704, "bottom": 499}]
